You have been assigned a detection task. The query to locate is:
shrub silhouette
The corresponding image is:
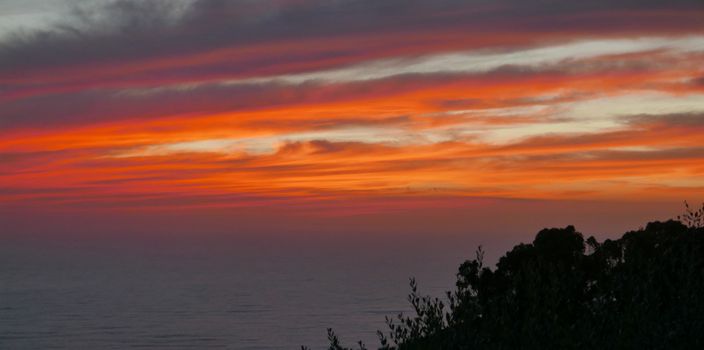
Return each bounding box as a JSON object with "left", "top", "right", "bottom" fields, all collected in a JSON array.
[{"left": 313, "top": 207, "right": 704, "bottom": 349}]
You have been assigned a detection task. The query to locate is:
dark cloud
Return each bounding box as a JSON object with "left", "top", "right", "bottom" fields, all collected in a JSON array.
[
  {"left": 1, "top": 0, "right": 701, "bottom": 82},
  {"left": 507, "top": 146, "right": 704, "bottom": 164},
  {"left": 591, "top": 147, "right": 704, "bottom": 162},
  {"left": 2, "top": 58, "right": 701, "bottom": 132},
  {"left": 626, "top": 112, "right": 704, "bottom": 127},
  {"left": 484, "top": 112, "right": 704, "bottom": 159},
  {"left": 1, "top": 0, "right": 702, "bottom": 134},
  {"left": 0, "top": 81, "right": 314, "bottom": 130},
  {"left": 0, "top": 70, "right": 541, "bottom": 130}
]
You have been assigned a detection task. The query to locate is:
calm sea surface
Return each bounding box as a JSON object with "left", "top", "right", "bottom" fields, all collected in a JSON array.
[{"left": 0, "top": 233, "right": 489, "bottom": 349}]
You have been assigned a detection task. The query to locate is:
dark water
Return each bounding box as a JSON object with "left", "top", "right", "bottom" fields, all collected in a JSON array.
[{"left": 0, "top": 234, "right": 489, "bottom": 349}]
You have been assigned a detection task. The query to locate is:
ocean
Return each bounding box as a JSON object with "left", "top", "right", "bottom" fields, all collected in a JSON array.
[{"left": 0, "top": 233, "right": 490, "bottom": 349}]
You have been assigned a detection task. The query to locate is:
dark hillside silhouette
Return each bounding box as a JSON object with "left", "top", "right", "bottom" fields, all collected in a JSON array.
[{"left": 308, "top": 202, "right": 704, "bottom": 349}]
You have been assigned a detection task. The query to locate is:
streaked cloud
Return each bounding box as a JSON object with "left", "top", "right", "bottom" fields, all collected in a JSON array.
[{"left": 1, "top": 0, "right": 703, "bottom": 214}]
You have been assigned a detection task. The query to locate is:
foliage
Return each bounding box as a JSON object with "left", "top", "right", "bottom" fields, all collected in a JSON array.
[
  {"left": 312, "top": 203, "right": 704, "bottom": 349},
  {"left": 678, "top": 201, "right": 704, "bottom": 228}
]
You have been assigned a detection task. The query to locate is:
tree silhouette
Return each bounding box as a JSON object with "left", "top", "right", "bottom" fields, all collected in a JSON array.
[{"left": 312, "top": 203, "right": 704, "bottom": 349}]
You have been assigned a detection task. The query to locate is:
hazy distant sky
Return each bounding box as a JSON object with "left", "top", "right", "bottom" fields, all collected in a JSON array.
[{"left": 1, "top": 0, "right": 703, "bottom": 237}]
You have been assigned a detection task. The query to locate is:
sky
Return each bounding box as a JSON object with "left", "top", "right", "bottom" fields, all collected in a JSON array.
[{"left": 1, "top": 0, "right": 703, "bottom": 239}]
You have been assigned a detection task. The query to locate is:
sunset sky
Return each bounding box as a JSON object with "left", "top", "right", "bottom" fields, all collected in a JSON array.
[{"left": 1, "top": 0, "right": 703, "bottom": 237}]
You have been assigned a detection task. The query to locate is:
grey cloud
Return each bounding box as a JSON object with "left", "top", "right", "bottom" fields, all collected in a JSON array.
[
  {"left": 3, "top": 61, "right": 700, "bottom": 132},
  {"left": 1, "top": 0, "right": 701, "bottom": 80},
  {"left": 0, "top": 70, "right": 522, "bottom": 130},
  {"left": 1, "top": 0, "right": 702, "bottom": 132},
  {"left": 626, "top": 113, "right": 704, "bottom": 127}
]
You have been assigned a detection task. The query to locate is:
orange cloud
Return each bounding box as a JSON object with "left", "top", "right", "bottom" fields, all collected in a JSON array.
[{"left": 1, "top": 1, "right": 703, "bottom": 217}]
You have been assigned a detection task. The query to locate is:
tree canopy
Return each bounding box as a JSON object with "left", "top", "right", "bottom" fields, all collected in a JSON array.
[{"left": 311, "top": 203, "right": 704, "bottom": 349}]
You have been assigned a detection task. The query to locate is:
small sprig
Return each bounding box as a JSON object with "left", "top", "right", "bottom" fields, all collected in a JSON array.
[{"left": 677, "top": 201, "right": 704, "bottom": 228}]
